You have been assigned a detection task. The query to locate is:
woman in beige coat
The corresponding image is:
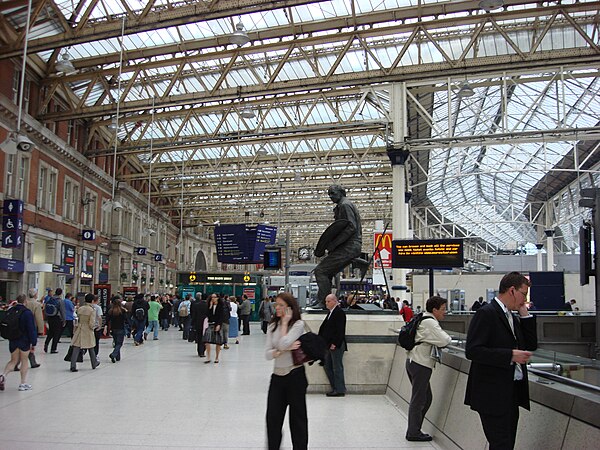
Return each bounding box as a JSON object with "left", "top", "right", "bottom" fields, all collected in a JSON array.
[{"left": 70, "top": 293, "right": 99, "bottom": 372}]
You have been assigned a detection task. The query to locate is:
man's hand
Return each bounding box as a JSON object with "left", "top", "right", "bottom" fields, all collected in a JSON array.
[
  {"left": 330, "top": 344, "right": 336, "bottom": 350},
  {"left": 517, "top": 304, "right": 529, "bottom": 317},
  {"left": 512, "top": 349, "right": 532, "bottom": 364}
]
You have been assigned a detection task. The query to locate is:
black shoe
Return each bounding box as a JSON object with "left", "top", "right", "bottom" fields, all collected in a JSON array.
[
  {"left": 13, "top": 366, "right": 20, "bottom": 371},
  {"left": 70, "top": 368, "right": 78, "bottom": 372},
  {"left": 43, "top": 347, "right": 48, "bottom": 353},
  {"left": 406, "top": 434, "right": 432, "bottom": 442},
  {"left": 31, "top": 363, "right": 41, "bottom": 369},
  {"left": 326, "top": 391, "right": 345, "bottom": 397},
  {"left": 110, "top": 355, "right": 116, "bottom": 363},
  {"left": 50, "top": 351, "right": 59, "bottom": 354}
]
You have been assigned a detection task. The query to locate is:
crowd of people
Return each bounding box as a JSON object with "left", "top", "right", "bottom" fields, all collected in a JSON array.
[{"left": 0, "top": 288, "right": 262, "bottom": 391}]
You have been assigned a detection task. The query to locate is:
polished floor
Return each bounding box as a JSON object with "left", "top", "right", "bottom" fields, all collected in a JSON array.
[{"left": 0, "top": 323, "right": 451, "bottom": 449}]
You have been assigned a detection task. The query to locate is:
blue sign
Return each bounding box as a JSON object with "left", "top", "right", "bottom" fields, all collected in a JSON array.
[
  {"left": 82, "top": 230, "right": 96, "bottom": 241},
  {"left": 2, "top": 216, "right": 22, "bottom": 231},
  {"left": 154, "top": 253, "right": 163, "bottom": 262},
  {"left": 3, "top": 199, "right": 23, "bottom": 216},
  {"left": 0, "top": 258, "right": 24, "bottom": 272},
  {"left": 136, "top": 247, "right": 147, "bottom": 256},
  {"left": 252, "top": 224, "right": 278, "bottom": 262},
  {"left": 52, "top": 264, "right": 73, "bottom": 275},
  {"left": 2, "top": 230, "right": 23, "bottom": 248}
]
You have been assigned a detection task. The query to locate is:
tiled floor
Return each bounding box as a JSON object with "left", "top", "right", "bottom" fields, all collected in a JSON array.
[{"left": 0, "top": 324, "right": 453, "bottom": 449}]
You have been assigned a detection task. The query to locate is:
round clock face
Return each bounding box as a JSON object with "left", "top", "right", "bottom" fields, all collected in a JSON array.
[{"left": 298, "top": 247, "right": 310, "bottom": 260}]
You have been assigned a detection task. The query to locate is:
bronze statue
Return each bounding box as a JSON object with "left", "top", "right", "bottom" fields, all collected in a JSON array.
[{"left": 312, "top": 185, "right": 368, "bottom": 308}]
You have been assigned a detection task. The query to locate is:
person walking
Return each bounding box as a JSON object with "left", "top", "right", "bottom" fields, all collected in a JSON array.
[
  {"left": 318, "top": 293, "right": 347, "bottom": 397},
  {"left": 239, "top": 294, "right": 251, "bottom": 335},
  {"left": 399, "top": 300, "right": 414, "bottom": 323},
  {"left": 405, "top": 296, "right": 452, "bottom": 442},
  {"left": 228, "top": 296, "right": 240, "bottom": 345},
  {"left": 132, "top": 294, "right": 148, "bottom": 346},
  {"left": 70, "top": 293, "right": 99, "bottom": 372},
  {"left": 104, "top": 296, "right": 127, "bottom": 363},
  {"left": 63, "top": 293, "right": 76, "bottom": 337},
  {"left": 265, "top": 292, "right": 308, "bottom": 450},
  {"left": 191, "top": 293, "right": 209, "bottom": 357},
  {"left": 144, "top": 295, "right": 162, "bottom": 340},
  {"left": 43, "top": 287, "right": 66, "bottom": 353},
  {"left": 221, "top": 296, "right": 231, "bottom": 349},
  {"left": 203, "top": 294, "right": 224, "bottom": 363},
  {"left": 465, "top": 272, "right": 537, "bottom": 450},
  {"left": 0, "top": 294, "right": 38, "bottom": 392},
  {"left": 14, "top": 288, "right": 43, "bottom": 370},
  {"left": 259, "top": 297, "right": 275, "bottom": 334},
  {"left": 178, "top": 294, "right": 192, "bottom": 340}
]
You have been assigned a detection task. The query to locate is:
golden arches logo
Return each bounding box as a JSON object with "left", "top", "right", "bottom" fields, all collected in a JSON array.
[{"left": 375, "top": 233, "right": 393, "bottom": 250}]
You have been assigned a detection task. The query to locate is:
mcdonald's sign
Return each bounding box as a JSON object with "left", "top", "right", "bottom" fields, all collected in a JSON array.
[{"left": 374, "top": 232, "right": 393, "bottom": 269}]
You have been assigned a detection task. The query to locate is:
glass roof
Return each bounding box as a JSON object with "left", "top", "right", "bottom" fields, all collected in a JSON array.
[{"left": 3, "top": 0, "right": 599, "bottom": 253}]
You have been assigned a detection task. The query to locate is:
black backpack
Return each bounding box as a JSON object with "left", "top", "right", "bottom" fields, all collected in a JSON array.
[
  {"left": 397, "top": 313, "right": 432, "bottom": 350},
  {"left": 0, "top": 306, "right": 24, "bottom": 340},
  {"left": 45, "top": 297, "right": 60, "bottom": 317},
  {"left": 135, "top": 307, "right": 145, "bottom": 321}
]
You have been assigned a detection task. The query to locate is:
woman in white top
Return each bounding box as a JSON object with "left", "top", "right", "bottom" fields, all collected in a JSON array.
[
  {"left": 228, "top": 296, "right": 239, "bottom": 344},
  {"left": 265, "top": 293, "right": 307, "bottom": 450}
]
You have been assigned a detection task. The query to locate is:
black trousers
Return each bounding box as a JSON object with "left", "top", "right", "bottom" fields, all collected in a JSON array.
[
  {"left": 240, "top": 315, "right": 250, "bottom": 335},
  {"left": 266, "top": 366, "right": 308, "bottom": 450},
  {"left": 478, "top": 385, "right": 522, "bottom": 450},
  {"left": 94, "top": 329, "right": 102, "bottom": 357},
  {"left": 405, "top": 359, "right": 433, "bottom": 437},
  {"left": 261, "top": 321, "right": 269, "bottom": 334},
  {"left": 44, "top": 316, "right": 62, "bottom": 352},
  {"left": 63, "top": 320, "right": 74, "bottom": 337}
]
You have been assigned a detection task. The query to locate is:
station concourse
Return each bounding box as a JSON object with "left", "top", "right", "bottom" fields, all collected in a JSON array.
[{"left": 0, "top": 323, "right": 455, "bottom": 450}]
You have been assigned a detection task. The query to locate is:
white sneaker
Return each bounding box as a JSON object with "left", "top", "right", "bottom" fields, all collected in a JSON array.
[{"left": 18, "top": 384, "right": 32, "bottom": 391}]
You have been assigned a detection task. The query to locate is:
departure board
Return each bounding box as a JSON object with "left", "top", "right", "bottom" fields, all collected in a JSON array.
[
  {"left": 214, "top": 224, "right": 278, "bottom": 263},
  {"left": 391, "top": 239, "right": 464, "bottom": 269}
]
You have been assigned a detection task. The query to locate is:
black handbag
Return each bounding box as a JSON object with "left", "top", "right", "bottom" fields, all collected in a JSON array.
[
  {"left": 64, "top": 345, "right": 84, "bottom": 363},
  {"left": 188, "top": 328, "right": 197, "bottom": 343}
]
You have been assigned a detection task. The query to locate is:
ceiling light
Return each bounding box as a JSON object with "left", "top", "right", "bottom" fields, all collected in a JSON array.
[
  {"left": 479, "top": 0, "right": 504, "bottom": 12},
  {"left": 256, "top": 146, "right": 268, "bottom": 156},
  {"left": 457, "top": 82, "right": 475, "bottom": 98},
  {"left": 214, "top": 220, "right": 220, "bottom": 226},
  {"left": 56, "top": 51, "right": 76, "bottom": 75},
  {"left": 108, "top": 117, "right": 118, "bottom": 131},
  {"left": 294, "top": 172, "right": 302, "bottom": 182},
  {"left": 240, "top": 106, "right": 255, "bottom": 119},
  {"left": 230, "top": 21, "right": 250, "bottom": 46}
]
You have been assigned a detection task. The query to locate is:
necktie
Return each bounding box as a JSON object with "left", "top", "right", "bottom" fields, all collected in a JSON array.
[{"left": 505, "top": 310, "right": 523, "bottom": 381}]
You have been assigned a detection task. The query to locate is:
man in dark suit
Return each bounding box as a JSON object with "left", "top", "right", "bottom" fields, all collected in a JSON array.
[
  {"left": 318, "top": 293, "right": 347, "bottom": 397},
  {"left": 191, "top": 293, "right": 209, "bottom": 357},
  {"left": 465, "top": 272, "right": 537, "bottom": 450}
]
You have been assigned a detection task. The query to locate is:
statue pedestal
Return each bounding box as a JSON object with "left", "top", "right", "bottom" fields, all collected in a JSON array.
[{"left": 302, "top": 310, "right": 403, "bottom": 394}]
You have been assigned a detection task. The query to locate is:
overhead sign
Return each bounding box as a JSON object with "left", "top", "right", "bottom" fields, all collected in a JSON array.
[
  {"left": 136, "top": 247, "right": 147, "bottom": 256},
  {"left": 391, "top": 239, "right": 464, "bottom": 269},
  {"left": 2, "top": 216, "right": 22, "bottom": 231},
  {"left": 2, "top": 231, "right": 23, "bottom": 248},
  {"left": 214, "top": 224, "right": 277, "bottom": 264},
  {"left": 2, "top": 199, "right": 24, "bottom": 249},
  {"left": 82, "top": 230, "right": 96, "bottom": 241},
  {"left": 0, "top": 258, "right": 24, "bottom": 272},
  {"left": 374, "top": 232, "right": 393, "bottom": 269},
  {"left": 154, "top": 253, "right": 163, "bottom": 262},
  {"left": 3, "top": 199, "right": 23, "bottom": 215}
]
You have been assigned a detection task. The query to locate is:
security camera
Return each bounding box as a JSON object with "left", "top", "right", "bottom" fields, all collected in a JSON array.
[
  {"left": 148, "top": 229, "right": 156, "bottom": 236},
  {"left": 112, "top": 200, "right": 124, "bottom": 211},
  {"left": 16, "top": 134, "right": 33, "bottom": 152}
]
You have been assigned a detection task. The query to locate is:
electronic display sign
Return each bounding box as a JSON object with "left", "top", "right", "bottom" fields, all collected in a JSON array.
[
  {"left": 263, "top": 248, "right": 282, "bottom": 270},
  {"left": 391, "top": 239, "right": 464, "bottom": 269},
  {"left": 214, "top": 224, "right": 277, "bottom": 264}
]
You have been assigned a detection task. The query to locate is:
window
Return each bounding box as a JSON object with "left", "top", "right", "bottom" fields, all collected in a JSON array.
[
  {"left": 4, "top": 153, "right": 29, "bottom": 200},
  {"left": 12, "top": 70, "right": 30, "bottom": 112},
  {"left": 37, "top": 163, "right": 58, "bottom": 213},
  {"left": 63, "top": 178, "right": 80, "bottom": 222},
  {"left": 101, "top": 201, "right": 111, "bottom": 235},
  {"left": 83, "top": 190, "right": 97, "bottom": 228},
  {"left": 5, "top": 154, "right": 14, "bottom": 196}
]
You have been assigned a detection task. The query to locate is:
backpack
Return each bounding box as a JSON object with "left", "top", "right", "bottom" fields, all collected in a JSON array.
[
  {"left": 45, "top": 297, "right": 60, "bottom": 317},
  {"left": 178, "top": 303, "right": 189, "bottom": 317},
  {"left": 135, "top": 307, "right": 145, "bottom": 321},
  {"left": 0, "top": 306, "right": 24, "bottom": 340},
  {"left": 397, "top": 313, "right": 432, "bottom": 351}
]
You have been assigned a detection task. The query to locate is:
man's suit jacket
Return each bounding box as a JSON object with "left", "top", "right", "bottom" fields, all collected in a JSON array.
[
  {"left": 318, "top": 306, "right": 347, "bottom": 351},
  {"left": 464, "top": 299, "right": 537, "bottom": 415}
]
